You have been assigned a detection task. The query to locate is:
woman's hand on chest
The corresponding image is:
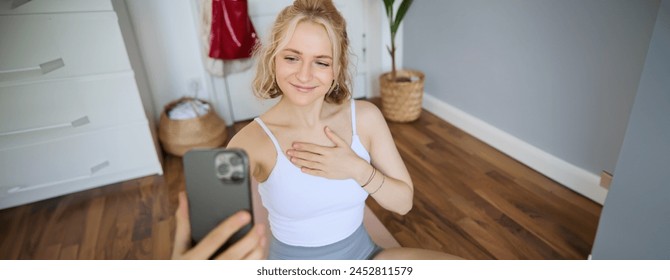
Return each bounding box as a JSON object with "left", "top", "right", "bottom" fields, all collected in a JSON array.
[{"left": 286, "top": 126, "right": 370, "bottom": 183}]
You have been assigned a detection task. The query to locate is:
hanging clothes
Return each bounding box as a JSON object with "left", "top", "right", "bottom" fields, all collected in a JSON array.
[
  {"left": 199, "top": 0, "right": 258, "bottom": 77},
  {"left": 209, "top": 0, "right": 258, "bottom": 60}
]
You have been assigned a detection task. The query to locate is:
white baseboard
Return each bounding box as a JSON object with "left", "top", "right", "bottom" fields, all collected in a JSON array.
[{"left": 422, "top": 94, "right": 607, "bottom": 205}]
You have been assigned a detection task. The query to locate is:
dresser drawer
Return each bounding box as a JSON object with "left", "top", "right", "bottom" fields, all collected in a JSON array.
[
  {"left": 0, "top": 123, "right": 159, "bottom": 201},
  {"left": 0, "top": 73, "right": 148, "bottom": 149},
  {"left": 0, "top": 0, "right": 112, "bottom": 15},
  {"left": 0, "top": 12, "right": 130, "bottom": 85}
]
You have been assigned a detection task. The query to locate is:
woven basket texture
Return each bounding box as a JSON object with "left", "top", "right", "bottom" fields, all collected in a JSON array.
[
  {"left": 379, "top": 70, "right": 424, "bottom": 122},
  {"left": 158, "top": 97, "right": 227, "bottom": 156}
]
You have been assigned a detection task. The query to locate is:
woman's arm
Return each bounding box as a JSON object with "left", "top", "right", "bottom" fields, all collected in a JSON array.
[{"left": 355, "top": 101, "right": 413, "bottom": 215}]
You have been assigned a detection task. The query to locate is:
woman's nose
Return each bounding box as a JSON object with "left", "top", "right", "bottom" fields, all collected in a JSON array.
[{"left": 296, "top": 62, "right": 312, "bottom": 82}]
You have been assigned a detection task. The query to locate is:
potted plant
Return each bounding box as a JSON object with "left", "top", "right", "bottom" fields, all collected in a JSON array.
[{"left": 379, "top": 0, "right": 424, "bottom": 122}]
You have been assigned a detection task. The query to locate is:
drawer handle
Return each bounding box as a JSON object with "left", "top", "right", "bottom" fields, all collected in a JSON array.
[
  {"left": 0, "top": 116, "right": 89, "bottom": 136},
  {"left": 6, "top": 160, "right": 110, "bottom": 194},
  {"left": 0, "top": 58, "right": 65, "bottom": 82},
  {"left": 11, "top": 0, "right": 31, "bottom": 9}
]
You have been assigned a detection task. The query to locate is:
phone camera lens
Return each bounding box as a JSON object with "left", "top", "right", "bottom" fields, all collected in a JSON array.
[
  {"left": 229, "top": 154, "right": 242, "bottom": 166},
  {"left": 218, "top": 163, "right": 230, "bottom": 175},
  {"left": 231, "top": 171, "right": 244, "bottom": 182}
]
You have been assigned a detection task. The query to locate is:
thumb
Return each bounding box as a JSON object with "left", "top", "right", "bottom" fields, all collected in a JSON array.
[{"left": 324, "top": 126, "right": 346, "bottom": 147}]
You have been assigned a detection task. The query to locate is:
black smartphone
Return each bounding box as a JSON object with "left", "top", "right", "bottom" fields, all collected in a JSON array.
[{"left": 183, "top": 148, "right": 253, "bottom": 259}]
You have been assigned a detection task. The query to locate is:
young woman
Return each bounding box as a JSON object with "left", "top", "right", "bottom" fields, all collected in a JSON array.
[{"left": 174, "top": 0, "right": 461, "bottom": 260}]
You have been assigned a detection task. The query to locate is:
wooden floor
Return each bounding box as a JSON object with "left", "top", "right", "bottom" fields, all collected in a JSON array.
[{"left": 0, "top": 101, "right": 602, "bottom": 259}]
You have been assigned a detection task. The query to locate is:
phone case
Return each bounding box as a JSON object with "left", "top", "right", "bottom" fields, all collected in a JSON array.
[{"left": 183, "top": 148, "right": 253, "bottom": 255}]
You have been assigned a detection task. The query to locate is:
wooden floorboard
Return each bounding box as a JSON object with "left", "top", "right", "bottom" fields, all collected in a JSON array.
[
  {"left": 0, "top": 100, "right": 601, "bottom": 259},
  {"left": 365, "top": 100, "right": 601, "bottom": 259}
]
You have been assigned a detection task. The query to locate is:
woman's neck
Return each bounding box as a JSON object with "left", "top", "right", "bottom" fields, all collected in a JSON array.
[{"left": 272, "top": 97, "right": 334, "bottom": 128}]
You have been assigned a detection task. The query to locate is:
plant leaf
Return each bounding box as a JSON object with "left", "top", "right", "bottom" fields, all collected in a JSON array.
[
  {"left": 382, "top": 0, "right": 394, "bottom": 18},
  {"left": 392, "top": 0, "right": 413, "bottom": 35}
]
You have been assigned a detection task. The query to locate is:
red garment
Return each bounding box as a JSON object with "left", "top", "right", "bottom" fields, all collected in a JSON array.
[{"left": 209, "top": 0, "right": 259, "bottom": 60}]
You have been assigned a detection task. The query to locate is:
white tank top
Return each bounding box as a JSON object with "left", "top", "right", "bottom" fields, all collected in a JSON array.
[{"left": 254, "top": 100, "right": 370, "bottom": 247}]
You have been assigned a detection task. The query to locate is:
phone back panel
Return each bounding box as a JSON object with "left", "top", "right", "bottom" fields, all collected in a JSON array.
[{"left": 183, "top": 148, "right": 253, "bottom": 243}]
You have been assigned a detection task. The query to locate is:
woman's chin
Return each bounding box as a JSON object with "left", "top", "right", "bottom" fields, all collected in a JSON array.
[{"left": 283, "top": 91, "right": 327, "bottom": 106}]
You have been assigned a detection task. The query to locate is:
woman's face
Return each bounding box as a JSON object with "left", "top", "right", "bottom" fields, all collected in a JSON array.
[{"left": 275, "top": 21, "right": 335, "bottom": 106}]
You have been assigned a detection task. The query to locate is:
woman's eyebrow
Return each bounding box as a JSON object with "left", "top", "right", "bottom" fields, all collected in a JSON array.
[{"left": 282, "top": 48, "right": 332, "bottom": 59}]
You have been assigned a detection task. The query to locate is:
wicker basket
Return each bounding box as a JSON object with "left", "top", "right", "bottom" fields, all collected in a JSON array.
[
  {"left": 379, "top": 69, "right": 425, "bottom": 122},
  {"left": 158, "top": 97, "right": 227, "bottom": 156}
]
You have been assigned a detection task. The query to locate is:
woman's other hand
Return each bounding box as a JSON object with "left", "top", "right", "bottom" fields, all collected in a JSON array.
[{"left": 172, "top": 192, "right": 267, "bottom": 260}]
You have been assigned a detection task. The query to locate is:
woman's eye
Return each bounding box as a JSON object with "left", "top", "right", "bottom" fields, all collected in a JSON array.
[
  {"left": 316, "top": 61, "right": 330, "bottom": 67},
  {"left": 284, "top": 56, "right": 298, "bottom": 62}
]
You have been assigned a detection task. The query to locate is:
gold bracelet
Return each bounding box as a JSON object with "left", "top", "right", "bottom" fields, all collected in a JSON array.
[
  {"left": 361, "top": 167, "right": 376, "bottom": 188},
  {"left": 369, "top": 174, "right": 385, "bottom": 195}
]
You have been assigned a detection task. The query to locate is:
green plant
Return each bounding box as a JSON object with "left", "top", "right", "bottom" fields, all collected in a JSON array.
[{"left": 383, "top": 0, "right": 414, "bottom": 81}]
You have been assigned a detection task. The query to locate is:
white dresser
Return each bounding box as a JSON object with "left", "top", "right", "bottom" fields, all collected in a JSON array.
[{"left": 0, "top": 0, "right": 162, "bottom": 209}]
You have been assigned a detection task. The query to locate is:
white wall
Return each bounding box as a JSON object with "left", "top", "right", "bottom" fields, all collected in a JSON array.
[
  {"left": 121, "top": 0, "right": 218, "bottom": 122},
  {"left": 117, "top": 0, "right": 389, "bottom": 125}
]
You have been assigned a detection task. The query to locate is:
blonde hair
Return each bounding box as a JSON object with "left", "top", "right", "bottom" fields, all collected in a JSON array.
[{"left": 252, "top": 0, "right": 351, "bottom": 104}]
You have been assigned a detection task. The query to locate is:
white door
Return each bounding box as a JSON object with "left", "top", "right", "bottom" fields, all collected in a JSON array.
[{"left": 221, "top": 0, "right": 368, "bottom": 121}]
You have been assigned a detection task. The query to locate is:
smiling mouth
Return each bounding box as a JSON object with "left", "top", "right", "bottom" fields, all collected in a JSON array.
[{"left": 291, "top": 83, "right": 317, "bottom": 92}]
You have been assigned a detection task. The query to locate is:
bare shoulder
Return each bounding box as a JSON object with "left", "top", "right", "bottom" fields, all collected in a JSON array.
[
  {"left": 353, "top": 100, "right": 387, "bottom": 130},
  {"left": 353, "top": 100, "right": 391, "bottom": 150},
  {"left": 228, "top": 121, "right": 264, "bottom": 150},
  {"left": 227, "top": 120, "right": 274, "bottom": 180}
]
